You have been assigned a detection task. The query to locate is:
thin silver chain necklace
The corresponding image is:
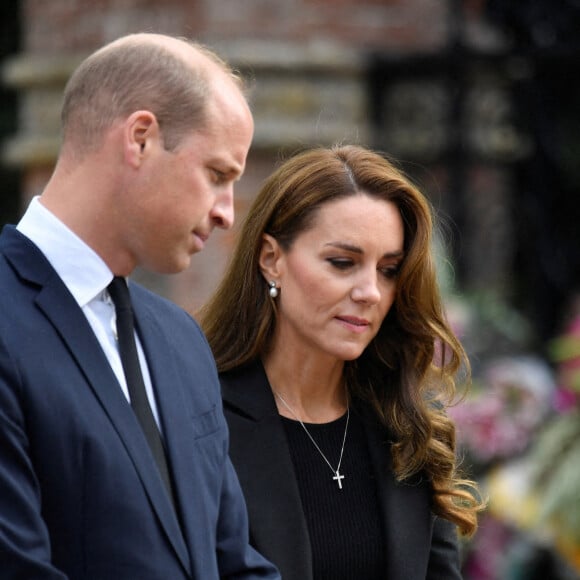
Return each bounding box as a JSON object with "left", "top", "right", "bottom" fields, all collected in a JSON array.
[{"left": 274, "top": 391, "right": 350, "bottom": 490}]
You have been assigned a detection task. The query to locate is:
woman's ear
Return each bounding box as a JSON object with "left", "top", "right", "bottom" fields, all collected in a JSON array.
[{"left": 259, "top": 233, "right": 282, "bottom": 281}]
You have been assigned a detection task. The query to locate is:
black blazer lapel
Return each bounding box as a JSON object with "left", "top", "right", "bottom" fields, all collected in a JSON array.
[
  {"left": 361, "top": 405, "right": 434, "bottom": 579},
  {"left": 221, "top": 362, "right": 313, "bottom": 580},
  {"left": 221, "top": 359, "right": 456, "bottom": 580}
]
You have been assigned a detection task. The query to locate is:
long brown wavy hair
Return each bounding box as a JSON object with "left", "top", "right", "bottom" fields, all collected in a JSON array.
[{"left": 199, "top": 144, "right": 484, "bottom": 536}]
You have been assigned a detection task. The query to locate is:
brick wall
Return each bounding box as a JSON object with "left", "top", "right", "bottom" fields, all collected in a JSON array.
[
  {"left": 21, "top": 0, "right": 448, "bottom": 52},
  {"left": 3, "top": 0, "right": 502, "bottom": 314}
]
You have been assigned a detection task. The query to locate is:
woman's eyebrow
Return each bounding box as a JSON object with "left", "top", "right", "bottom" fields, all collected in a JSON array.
[
  {"left": 324, "top": 241, "right": 404, "bottom": 260},
  {"left": 324, "top": 241, "right": 363, "bottom": 253}
]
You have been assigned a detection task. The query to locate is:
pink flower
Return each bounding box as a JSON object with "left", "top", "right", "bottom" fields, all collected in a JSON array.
[{"left": 449, "top": 357, "right": 555, "bottom": 463}]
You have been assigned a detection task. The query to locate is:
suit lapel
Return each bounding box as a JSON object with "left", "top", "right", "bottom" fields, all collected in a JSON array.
[
  {"left": 2, "top": 229, "right": 190, "bottom": 574},
  {"left": 132, "top": 296, "right": 206, "bottom": 569},
  {"left": 221, "top": 362, "right": 313, "bottom": 580},
  {"left": 40, "top": 284, "right": 190, "bottom": 574},
  {"left": 362, "top": 405, "right": 432, "bottom": 579}
]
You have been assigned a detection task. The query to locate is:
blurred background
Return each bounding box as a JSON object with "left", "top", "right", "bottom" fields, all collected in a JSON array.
[{"left": 1, "top": 1, "right": 579, "bottom": 577}]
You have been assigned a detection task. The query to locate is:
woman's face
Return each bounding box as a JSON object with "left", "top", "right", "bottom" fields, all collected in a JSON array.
[{"left": 264, "top": 193, "right": 405, "bottom": 362}]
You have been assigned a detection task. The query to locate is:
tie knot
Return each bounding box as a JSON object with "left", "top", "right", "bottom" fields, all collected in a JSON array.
[{"left": 107, "top": 276, "right": 131, "bottom": 311}]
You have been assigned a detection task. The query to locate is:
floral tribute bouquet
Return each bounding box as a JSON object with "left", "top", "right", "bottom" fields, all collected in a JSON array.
[
  {"left": 448, "top": 355, "right": 555, "bottom": 472},
  {"left": 549, "top": 302, "right": 580, "bottom": 413},
  {"left": 460, "top": 296, "right": 580, "bottom": 579},
  {"left": 526, "top": 299, "right": 580, "bottom": 570}
]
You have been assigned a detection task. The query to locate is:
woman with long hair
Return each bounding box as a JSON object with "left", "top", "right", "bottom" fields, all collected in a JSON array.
[{"left": 199, "top": 144, "right": 482, "bottom": 579}]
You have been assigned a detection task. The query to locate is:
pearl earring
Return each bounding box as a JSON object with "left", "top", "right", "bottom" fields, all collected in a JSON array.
[{"left": 268, "top": 280, "right": 279, "bottom": 298}]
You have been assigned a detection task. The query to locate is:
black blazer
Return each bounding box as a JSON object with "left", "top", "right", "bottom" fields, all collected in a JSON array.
[{"left": 221, "top": 361, "right": 462, "bottom": 580}]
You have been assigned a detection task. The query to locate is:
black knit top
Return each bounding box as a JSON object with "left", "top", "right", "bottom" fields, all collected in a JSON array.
[{"left": 281, "top": 408, "right": 386, "bottom": 579}]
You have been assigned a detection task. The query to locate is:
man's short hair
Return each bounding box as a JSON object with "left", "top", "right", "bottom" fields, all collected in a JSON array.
[{"left": 61, "top": 36, "right": 241, "bottom": 157}]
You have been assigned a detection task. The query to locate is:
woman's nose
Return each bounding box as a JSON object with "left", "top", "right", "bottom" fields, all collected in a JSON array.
[{"left": 350, "top": 270, "right": 381, "bottom": 304}]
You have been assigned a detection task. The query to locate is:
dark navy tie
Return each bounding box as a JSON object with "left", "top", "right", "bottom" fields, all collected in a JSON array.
[{"left": 108, "top": 276, "right": 176, "bottom": 508}]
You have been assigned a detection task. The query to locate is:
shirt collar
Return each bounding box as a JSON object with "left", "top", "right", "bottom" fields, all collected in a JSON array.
[{"left": 16, "top": 196, "right": 114, "bottom": 307}]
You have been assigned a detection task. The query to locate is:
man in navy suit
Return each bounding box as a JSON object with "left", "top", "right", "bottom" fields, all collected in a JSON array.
[{"left": 0, "top": 33, "right": 279, "bottom": 579}]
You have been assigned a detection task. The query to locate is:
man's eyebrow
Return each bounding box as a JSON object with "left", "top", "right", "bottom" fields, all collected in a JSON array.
[
  {"left": 210, "top": 157, "right": 245, "bottom": 179},
  {"left": 324, "top": 241, "right": 405, "bottom": 259}
]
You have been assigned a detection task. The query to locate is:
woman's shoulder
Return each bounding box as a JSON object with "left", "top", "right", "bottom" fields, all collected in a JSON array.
[
  {"left": 219, "top": 359, "right": 266, "bottom": 388},
  {"left": 220, "top": 360, "right": 279, "bottom": 420}
]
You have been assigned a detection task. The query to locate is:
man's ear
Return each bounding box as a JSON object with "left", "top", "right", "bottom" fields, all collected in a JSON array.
[
  {"left": 124, "top": 110, "right": 159, "bottom": 167},
  {"left": 259, "top": 233, "right": 283, "bottom": 282}
]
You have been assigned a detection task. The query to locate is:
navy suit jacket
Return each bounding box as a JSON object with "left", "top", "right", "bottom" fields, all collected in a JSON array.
[
  {"left": 221, "top": 361, "right": 462, "bottom": 580},
  {"left": 0, "top": 226, "right": 279, "bottom": 580}
]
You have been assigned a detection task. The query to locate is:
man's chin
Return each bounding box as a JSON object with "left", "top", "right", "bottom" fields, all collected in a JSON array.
[{"left": 142, "top": 256, "right": 194, "bottom": 276}]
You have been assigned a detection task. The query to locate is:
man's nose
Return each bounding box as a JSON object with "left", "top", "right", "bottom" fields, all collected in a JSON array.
[{"left": 211, "top": 185, "right": 235, "bottom": 230}]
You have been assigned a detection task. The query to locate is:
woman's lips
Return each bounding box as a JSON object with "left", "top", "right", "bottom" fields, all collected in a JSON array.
[{"left": 336, "top": 315, "right": 370, "bottom": 333}]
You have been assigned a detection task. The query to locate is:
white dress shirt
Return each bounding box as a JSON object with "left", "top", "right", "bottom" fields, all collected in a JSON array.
[{"left": 17, "top": 196, "right": 162, "bottom": 427}]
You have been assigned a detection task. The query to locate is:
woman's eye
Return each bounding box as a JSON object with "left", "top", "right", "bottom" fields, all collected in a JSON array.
[
  {"left": 379, "top": 265, "right": 400, "bottom": 279},
  {"left": 327, "top": 258, "right": 353, "bottom": 270}
]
